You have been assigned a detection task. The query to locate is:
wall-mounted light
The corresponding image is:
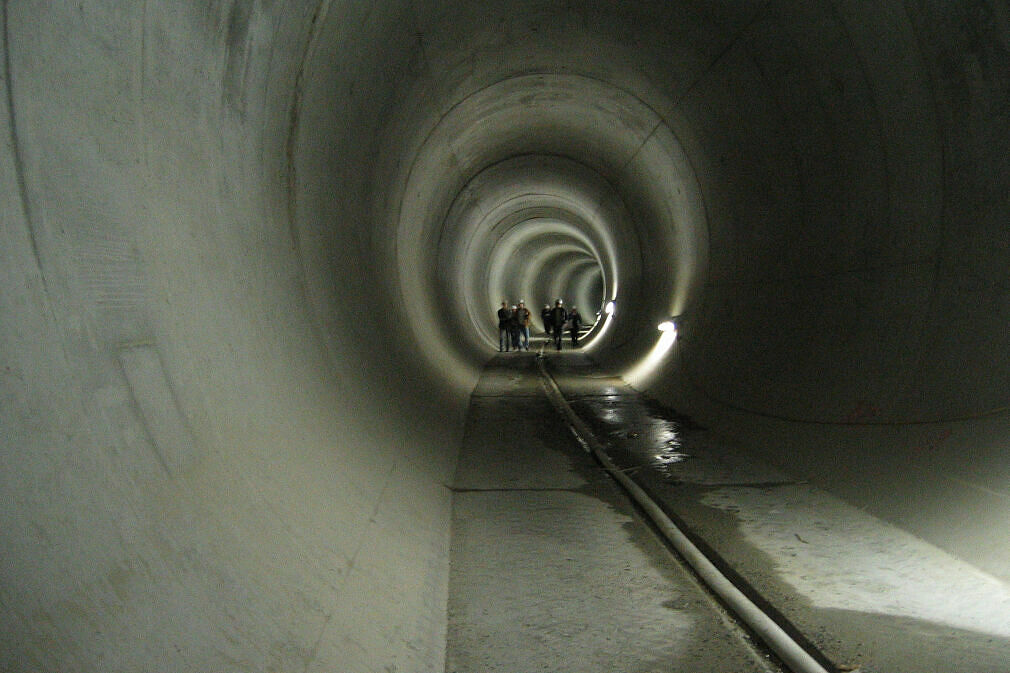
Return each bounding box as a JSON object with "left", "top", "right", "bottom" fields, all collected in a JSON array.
[
  {"left": 625, "top": 316, "right": 679, "bottom": 386},
  {"left": 586, "top": 299, "right": 617, "bottom": 350},
  {"left": 656, "top": 319, "right": 678, "bottom": 346}
]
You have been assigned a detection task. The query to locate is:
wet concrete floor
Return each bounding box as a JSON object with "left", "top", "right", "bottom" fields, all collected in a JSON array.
[
  {"left": 542, "top": 352, "right": 1010, "bottom": 673},
  {"left": 446, "top": 351, "right": 782, "bottom": 672}
]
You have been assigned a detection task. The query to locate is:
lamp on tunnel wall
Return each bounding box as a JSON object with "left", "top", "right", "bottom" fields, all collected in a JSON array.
[
  {"left": 624, "top": 316, "right": 680, "bottom": 387},
  {"left": 586, "top": 298, "right": 618, "bottom": 350},
  {"left": 656, "top": 317, "right": 679, "bottom": 350},
  {"left": 657, "top": 318, "right": 677, "bottom": 337}
]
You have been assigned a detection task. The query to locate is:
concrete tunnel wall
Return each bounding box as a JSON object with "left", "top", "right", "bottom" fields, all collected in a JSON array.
[{"left": 2, "top": 1, "right": 1009, "bottom": 670}]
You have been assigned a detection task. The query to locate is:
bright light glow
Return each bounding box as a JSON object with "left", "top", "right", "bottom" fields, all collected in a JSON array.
[
  {"left": 702, "top": 487, "right": 1010, "bottom": 638},
  {"left": 624, "top": 328, "right": 678, "bottom": 387},
  {"left": 658, "top": 320, "right": 676, "bottom": 332},
  {"left": 584, "top": 310, "right": 615, "bottom": 350},
  {"left": 586, "top": 299, "right": 618, "bottom": 351}
]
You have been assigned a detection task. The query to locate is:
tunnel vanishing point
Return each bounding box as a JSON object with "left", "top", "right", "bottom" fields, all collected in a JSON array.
[{"left": 2, "top": 2, "right": 1010, "bottom": 670}]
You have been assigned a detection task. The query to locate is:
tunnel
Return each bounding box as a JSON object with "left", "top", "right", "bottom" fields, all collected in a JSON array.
[{"left": 2, "top": 1, "right": 1009, "bottom": 670}]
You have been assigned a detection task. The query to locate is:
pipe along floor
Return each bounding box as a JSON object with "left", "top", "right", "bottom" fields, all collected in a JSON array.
[
  {"left": 447, "top": 351, "right": 782, "bottom": 672},
  {"left": 446, "top": 350, "right": 1010, "bottom": 673}
]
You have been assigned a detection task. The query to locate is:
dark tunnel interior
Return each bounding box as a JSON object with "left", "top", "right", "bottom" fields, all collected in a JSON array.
[{"left": 2, "top": 2, "right": 1009, "bottom": 670}]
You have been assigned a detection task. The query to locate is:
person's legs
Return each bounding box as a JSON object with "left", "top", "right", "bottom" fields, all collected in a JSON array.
[
  {"left": 500, "top": 327, "right": 509, "bottom": 351},
  {"left": 521, "top": 326, "right": 529, "bottom": 350}
]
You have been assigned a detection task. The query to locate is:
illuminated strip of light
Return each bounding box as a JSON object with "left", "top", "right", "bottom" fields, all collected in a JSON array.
[
  {"left": 584, "top": 298, "right": 617, "bottom": 352},
  {"left": 625, "top": 323, "right": 677, "bottom": 387},
  {"left": 585, "top": 311, "right": 614, "bottom": 350}
]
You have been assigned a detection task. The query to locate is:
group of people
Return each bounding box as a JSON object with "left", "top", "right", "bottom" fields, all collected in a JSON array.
[
  {"left": 543, "top": 299, "right": 583, "bottom": 350},
  {"left": 497, "top": 299, "right": 582, "bottom": 352},
  {"left": 497, "top": 301, "right": 533, "bottom": 351}
]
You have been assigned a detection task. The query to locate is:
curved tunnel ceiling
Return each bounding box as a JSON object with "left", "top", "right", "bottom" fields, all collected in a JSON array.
[
  {"left": 439, "top": 155, "right": 634, "bottom": 351},
  {"left": 379, "top": 72, "right": 704, "bottom": 377},
  {"left": 3, "top": 2, "right": 1010, "bottom": 670}
]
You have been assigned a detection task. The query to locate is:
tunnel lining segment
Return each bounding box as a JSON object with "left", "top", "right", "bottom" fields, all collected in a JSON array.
[
  {"left": 1, "top": 2, "right": 47, "bottom": 291},
  {"left": 6, "top": 2, "right": 1010, "bottom": 669},
  {"left": 386, "top": 72, "right": 706, "bottom": 374}
]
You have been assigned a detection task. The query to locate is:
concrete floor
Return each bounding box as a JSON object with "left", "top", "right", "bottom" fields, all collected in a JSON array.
[
  {"left": 547, "top": 354, "right": 1010, "bottom": 673},
  {"left": 447, "top": 352, "right": 780, "bottom": 672},
  {"left": 446, "top": 347, "right": 1010, "bottom": 672}
]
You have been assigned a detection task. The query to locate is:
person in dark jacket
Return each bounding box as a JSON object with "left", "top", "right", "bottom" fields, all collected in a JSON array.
[
  {"left": 541, "top": 304, "right": 552, "bottom": 335},
  {"left": 549, "top": 299, "right": 567, "bottom": 351},
  {"left": 508, "top": 305, "right": 521, "bottom": 350},
  {"left": 497, "top": 302, "right": 512, "bottom": 351},
  {"left": 568, "top": 306, "right": 582, "bottom": 347}
]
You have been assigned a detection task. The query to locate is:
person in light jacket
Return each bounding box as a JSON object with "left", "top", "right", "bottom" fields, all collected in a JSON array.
[{"left": 514, "top": 301, "right": 532, "bottom": 351}]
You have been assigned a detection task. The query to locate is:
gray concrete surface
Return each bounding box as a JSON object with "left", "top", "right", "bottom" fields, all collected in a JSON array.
[
  {"left": 551, "top": 353, "right": 1010, "bottom": 672},
  {"left": 2, "top": 2, "right": 1010, "bottom": 671},
  {"left": 448, "top": 354, "right": 780, "bottom": 672}
]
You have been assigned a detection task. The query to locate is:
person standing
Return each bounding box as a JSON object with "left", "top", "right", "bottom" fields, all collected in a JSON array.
[
  {"left": 568, "top": 306, "right": 582, "bottom": 347},
  {"left": 550, "top": 299, "right": 567, "bottom": 351},
  {"left": 509, "top": 305, "right": 521, "bottom": 351},
  {"left": 497, "top": 302, "right": 512, "bottom": 351},
  {"left": 541, "top": 304, "right": 552, "bottom": 336},
  {"left": 515, "top": 301, "right": 532, "bottom": 351}
]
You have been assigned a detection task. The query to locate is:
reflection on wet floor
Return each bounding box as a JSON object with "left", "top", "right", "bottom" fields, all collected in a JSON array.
[
  {"left": 570, "top": 392, "right": 699, "bottom": 479},
  {"left": 448, "top": 351, "right": 783, "bottom": 673},
  {"left": 542, "top": 353, "right": 1010, "bottom": 673}
]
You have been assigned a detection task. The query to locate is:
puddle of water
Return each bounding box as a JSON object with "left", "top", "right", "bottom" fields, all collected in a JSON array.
[
  {"left": 581, "top": 397, "right": 696, "bottom": 478},
  {"left": 654, "top": 449, "right": 690, "bottom": 465}
]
